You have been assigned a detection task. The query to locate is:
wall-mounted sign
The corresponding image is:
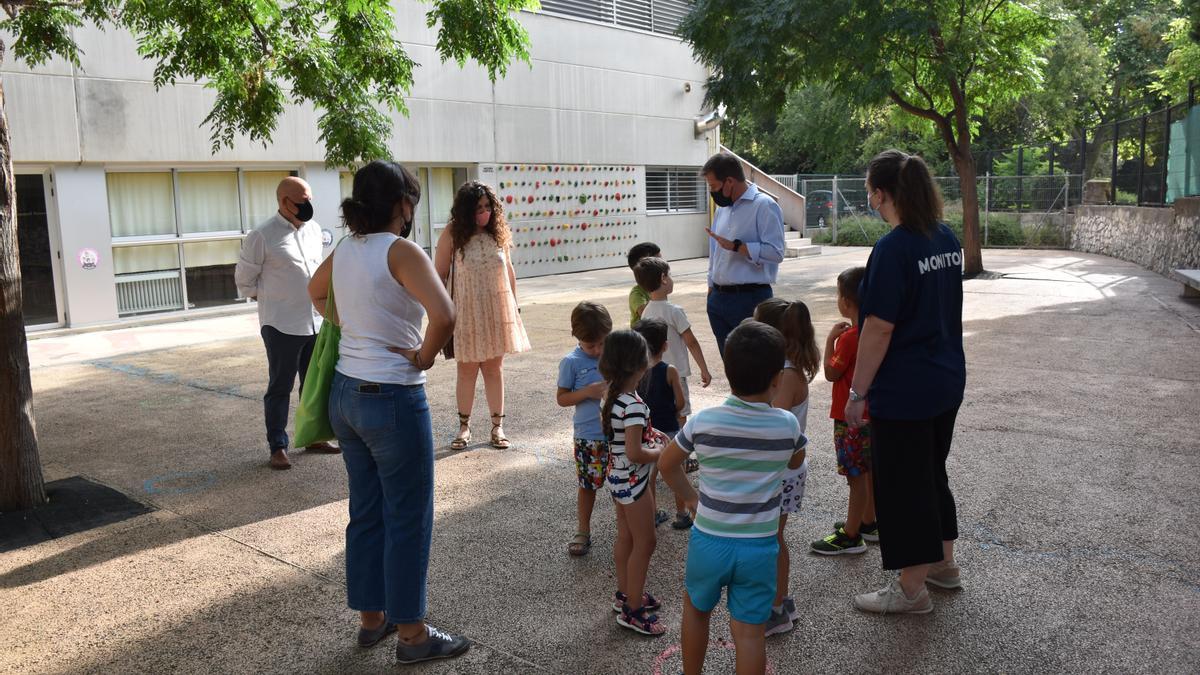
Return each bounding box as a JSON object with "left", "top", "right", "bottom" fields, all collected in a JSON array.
[
  {"left": 321, "top": 228, "right": 334, "bottom": 247},
  {"left": 77, "top": 248, "right": 99, "bottom": 270}
]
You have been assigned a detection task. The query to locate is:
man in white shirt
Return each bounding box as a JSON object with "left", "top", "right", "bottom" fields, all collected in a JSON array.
[{"left": 235, "top": 177, "right": 338, "bottom": 470}]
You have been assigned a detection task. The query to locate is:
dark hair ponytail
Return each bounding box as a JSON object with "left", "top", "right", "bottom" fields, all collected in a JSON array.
[
  {"left": 598, "top": 330, "right": 650, "bottom": 439},
  {"left": 341, "top": 160, "right": 422, "bottom": 236},
  {"left": 867, "top": 149, "right": 942, "bottom": 237}
]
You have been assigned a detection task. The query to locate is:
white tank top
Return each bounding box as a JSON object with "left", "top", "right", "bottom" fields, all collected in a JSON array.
[
  {"left": 783, "top": 359, "right": 810, "bottom": 480},
  {"left": 333, "top": 233, "right": 426, "bottom": 385},
  {"left": 783, "top": 359, "right": 810, "bottom": 433}
]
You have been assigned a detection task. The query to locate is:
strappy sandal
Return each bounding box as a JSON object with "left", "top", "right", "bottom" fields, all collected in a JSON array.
[
  {"left": 616, "top": 605, "right": 666, "bottom": 636},
  {"left": 613, "top": 591, "right": 661, "bottom": 613},
  {"left": 490, "top": 413, "right": 511, "bottom": 449},
  {"left": 567, "top": 532, "right": 591, "bottom": 557},
  {"left": 450, "top": 413, "right": 470, "bottom": 450}
]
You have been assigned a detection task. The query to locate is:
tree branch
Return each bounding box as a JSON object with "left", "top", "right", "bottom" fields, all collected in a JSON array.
[
  {"left": 240, "top": 6, "right": 271, "bottom": 56},
  {"left": 980, "top": 0, "right": 1006, "bottom": 30},
  {"left": 926, "top": 22, "right": 971, "bottom": 155},
  {"left": 902, "top": 54, "right": 938, "bottom": 111}
]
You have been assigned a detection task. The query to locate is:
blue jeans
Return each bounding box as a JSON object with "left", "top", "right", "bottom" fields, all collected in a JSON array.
[
  {"left": 329, "top": 371, "right": 434, "bottom": 624},
  {"left": 706, "top": 286, "right": 773, "bottom": 357},
  {"left": 261, "top": 325, "right": 316, "bottom": 453}
]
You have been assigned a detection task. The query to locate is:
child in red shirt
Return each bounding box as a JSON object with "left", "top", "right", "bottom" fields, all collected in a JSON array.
[{"left": 811, "top": 266, "right": 877, "bottom": 555}]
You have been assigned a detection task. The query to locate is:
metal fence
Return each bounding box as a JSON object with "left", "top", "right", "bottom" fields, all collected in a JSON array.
[
  {"left": 972, "top": 81, "right": 1197, "bottom": 207},
  {"left": 773, "top": 174, "right": 1077, "bottom": 247}
]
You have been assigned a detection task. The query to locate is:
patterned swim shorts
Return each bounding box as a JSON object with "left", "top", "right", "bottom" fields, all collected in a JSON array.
[
  {"left": 834, "top": 420, "right": 872, "bottom": 477},
  {"left": 574, "top": 438, "right": 610, "bottom": 490},
  {"left": 780, "top": 458, "right": 808, "bottom": 515}
]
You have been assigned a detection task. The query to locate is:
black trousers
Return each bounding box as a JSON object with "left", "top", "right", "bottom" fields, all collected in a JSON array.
[
  {"left": 869, "top": 405, "right": 960, "bottom": 570},
  {"left": 261, "top": 325, "right": 316, "bottom": 453}
]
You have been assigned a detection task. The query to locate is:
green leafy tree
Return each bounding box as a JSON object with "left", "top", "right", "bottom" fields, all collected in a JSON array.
[
  {"left": 680, "top": 0, "right": 1056, "bottom": 274},
  {"left": 774, "top": 86, "right": 872, "bottom": 174},
  {"left": 728, "top": 85, "right": 871, "bottom": 175},
  {"left": 0, "top": 0, "right": 535, "bottom": 512},
  {"left": 1153, "top": 13, "right": 1200, "bottom": 99},
  {"left": 1064, "top": 0, "right": 1179, "bottom": 119}
]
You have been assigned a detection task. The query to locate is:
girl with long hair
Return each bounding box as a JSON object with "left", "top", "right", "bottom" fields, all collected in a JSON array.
[
  {"left": 600, "top": 329, "right": 667, "bottom": 636},
  {"left": 433, "top": 181, "right": 530, "bottom": 450}
]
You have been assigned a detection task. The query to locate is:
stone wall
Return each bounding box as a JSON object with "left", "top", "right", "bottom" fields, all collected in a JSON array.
[{"left": 1072, "top": 197, "right": 1200, "bottom": 276}]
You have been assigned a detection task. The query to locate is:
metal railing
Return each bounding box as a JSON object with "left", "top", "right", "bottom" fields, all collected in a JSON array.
[
  {"left": 770, "top": 173, "right": 1077, "bottom": 248},
  {"left": 971, "top": 81, "right": 1196, "bottom": 207}
]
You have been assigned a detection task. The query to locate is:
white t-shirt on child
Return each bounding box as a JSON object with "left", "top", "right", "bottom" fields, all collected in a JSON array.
[{"left": 640, "top": 300, "right": 691, "bottom": 379}]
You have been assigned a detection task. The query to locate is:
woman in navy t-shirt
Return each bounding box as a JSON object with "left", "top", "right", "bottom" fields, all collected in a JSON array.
[{"left": 844, "top": 150, "right": 967, "bottom": 615}]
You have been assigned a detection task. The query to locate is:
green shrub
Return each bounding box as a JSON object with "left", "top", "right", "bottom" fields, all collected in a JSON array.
[
  {"left": 816, "top": 212, "right": 1065, "bottom": 248},
  {"left": 1114, "top": 189, "right": 1138, "bottom": 205}
]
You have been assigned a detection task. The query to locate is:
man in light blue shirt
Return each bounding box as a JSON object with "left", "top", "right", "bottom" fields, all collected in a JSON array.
[{"left": 701, "top": 153, "right": 786, "bottom": 356}]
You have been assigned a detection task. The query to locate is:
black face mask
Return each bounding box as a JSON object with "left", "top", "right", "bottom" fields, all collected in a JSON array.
[
  {"left": 292, "top": 199, "right": 314, "bottom": 222},
  {"left": 399, "top": 193, "right": 419, "bottom": 238},
  {"left": 710, "top": 186, "right": 734, "bottom": 208}
]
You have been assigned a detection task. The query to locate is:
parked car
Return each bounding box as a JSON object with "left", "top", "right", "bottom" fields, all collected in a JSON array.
[{"left": 805, "top": 189, "right": 858, "bottom": 228}]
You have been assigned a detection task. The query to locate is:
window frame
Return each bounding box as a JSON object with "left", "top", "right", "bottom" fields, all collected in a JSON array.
[
  {"left": 108, "top": 166, "right": 299, "bottom": 316},
  {"left": 646, "top": 166, "right": 705, "bottom": 214}
]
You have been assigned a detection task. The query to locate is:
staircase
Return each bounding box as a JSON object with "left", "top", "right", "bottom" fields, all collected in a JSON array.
[
  {"left": 718, "top": 146, "right": 821, "bottom": 259},
  {"left": 785, "top": 230, "right": 821, "bottom": 258}
]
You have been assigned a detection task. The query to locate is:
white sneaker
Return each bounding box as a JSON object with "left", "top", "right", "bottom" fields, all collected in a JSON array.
[
  {"left": 852, "top": 579, "right": 933, "bottom": 615},
  {"left": 926, "top": 560, "right": 962, "bottom": 589}
]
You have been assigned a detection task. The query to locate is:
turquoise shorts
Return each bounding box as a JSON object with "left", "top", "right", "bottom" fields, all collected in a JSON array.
[{"left": 685, "top": 529, "right": 779, "bottom": 624}]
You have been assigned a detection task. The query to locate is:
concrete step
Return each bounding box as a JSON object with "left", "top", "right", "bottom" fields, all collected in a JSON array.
[
  {"left": 785, "top": 229, "right": 804, "bottom": 240},
  {"left": 785, "top": 244, "right": 821, "bottom": 258}
]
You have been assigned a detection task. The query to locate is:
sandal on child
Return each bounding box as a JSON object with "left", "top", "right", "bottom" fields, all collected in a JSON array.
[
  {"left": 616, "top": 605, "right": 666, "bottom": 636},
  {"left": 568, "top": 532, "right": 592, "bottom": 557},
  {"left": 489, "top": 413, "right": 511, "bottom": 449},
  {"left": 450, "top": 413, "right": 470, "bottom": 450},
  {"left": 613, "top": 591, "right": 661, "bottom": 613}
]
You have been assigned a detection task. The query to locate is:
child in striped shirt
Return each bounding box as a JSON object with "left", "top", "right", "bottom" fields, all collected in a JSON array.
[
  {"left": 600, "top": 329, "right": 669, "bottom": 636},
  {"left": 661, "top": 321, "right": 808, "bottom": 675}
]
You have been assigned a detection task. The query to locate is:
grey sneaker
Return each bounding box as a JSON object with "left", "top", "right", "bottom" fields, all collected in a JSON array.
[
  {"left": 395, "top": 626, "right": 471, "bottom": 664},
  {"left": 926, "top": 560, "right": 962, "bottom": 589},
  {"left": 852, "top": 579, "right": 933, "bottom": 615},
  {"left": 783, "top": 596, "right": 799, "bottom": 623},
  {"left": 671, "top": 511, "right": 694, "bottom": 530},
  {"left": 763, "top": 607, "right": 794, "bottom": 637},
  {"left": 357, "top": 621, "right": 397, "bottom": 647}
]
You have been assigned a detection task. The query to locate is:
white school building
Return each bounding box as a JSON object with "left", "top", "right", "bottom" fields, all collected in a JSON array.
[{"left": 9, "top": 0, "right": 718, "bottom": 330}]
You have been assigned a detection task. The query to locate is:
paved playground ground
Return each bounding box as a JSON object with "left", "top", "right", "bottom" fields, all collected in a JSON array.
[{"left": 3, "top": 248, "right": 1199, "bottom": 674}]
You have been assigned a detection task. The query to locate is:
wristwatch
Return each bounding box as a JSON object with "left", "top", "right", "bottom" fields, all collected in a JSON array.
[
  {"left": 732, "top": 238, "right": 744, "bottom": 252},
  {"left": 848, "top": 388, "right": 867, "bottom": 402}
]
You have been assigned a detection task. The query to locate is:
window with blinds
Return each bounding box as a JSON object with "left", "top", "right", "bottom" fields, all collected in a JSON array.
[
  {"left": 538, "top": 0, "right": 693, "bottom": 36},
  {"left": 646, "top": 167, "right": 704, "bottom": 213}
]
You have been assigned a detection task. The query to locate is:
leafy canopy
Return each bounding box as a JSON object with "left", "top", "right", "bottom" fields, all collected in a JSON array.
[
  {"left": 1, "top": 0, "right": 537, "bottom": 166},
  {"left": 680, "top": 0, "right": 1056, "bottom": 157}
]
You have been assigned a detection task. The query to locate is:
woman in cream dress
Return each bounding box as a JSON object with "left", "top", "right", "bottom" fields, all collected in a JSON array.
[{"left": 434, "top": 181, "right": 531, "bottom": 450}]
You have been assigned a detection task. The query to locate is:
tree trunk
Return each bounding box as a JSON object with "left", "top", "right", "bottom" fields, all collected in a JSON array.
[
  {"left": 0, "top": 65, "right": 46, "bottom": 512},
  {"left": 952, "top": 149, "right": 984, "bottom": 276}
]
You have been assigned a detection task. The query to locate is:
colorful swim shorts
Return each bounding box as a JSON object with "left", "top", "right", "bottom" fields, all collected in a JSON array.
[
  {"left": 574, "top": 438, "right": 610, "bottom": 490},
  {"left": 834, "top": 420, "right": 872, "bottom": 477}
]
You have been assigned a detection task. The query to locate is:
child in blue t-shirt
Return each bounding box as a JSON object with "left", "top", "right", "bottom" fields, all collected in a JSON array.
[{"left": 557, "top": 301, "right": 613, "bottom": 557}]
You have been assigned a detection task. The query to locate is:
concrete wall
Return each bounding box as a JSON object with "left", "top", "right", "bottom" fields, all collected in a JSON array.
[
  {"left": 5, "top": 3, "right": 715, "bottom": 326},
  {"left": 4, "top": 7, "right": 711, "bottom": 167},
  {"left": 1072, "top": 198, "right": 1200, "bottom": 277}
]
